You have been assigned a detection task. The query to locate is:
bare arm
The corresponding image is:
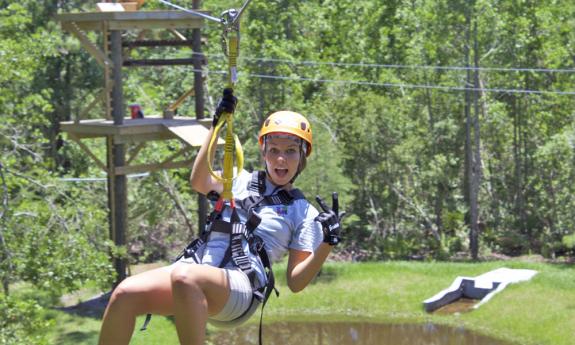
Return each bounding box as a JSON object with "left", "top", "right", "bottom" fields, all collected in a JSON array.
[
  {"left": 286, "top": 243, "right": 332, "bottom": 293},
  {"left": 190, "top": 127, "right": 223, "bottom": 196},
  {"left": 286, "top": 192, "right": 344, "bottom": 292}
]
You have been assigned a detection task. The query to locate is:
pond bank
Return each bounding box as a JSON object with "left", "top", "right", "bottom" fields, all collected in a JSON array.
[
  {"left": 209, "top": 321, "right": 516, "bottom": 345},
  {"left": 256, "top": 260, "right": 574, "bottom": 345},
  {"left": 50, "top": 260, "right": 575, "bottom": 345}
]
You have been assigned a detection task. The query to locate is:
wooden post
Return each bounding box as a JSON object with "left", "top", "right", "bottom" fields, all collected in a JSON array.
[
  {"left": 56, "top": 10, "right": 206, "bottom": 290},
  {"left": 109, "top": 30, "right": 128, "bottom": 285},
  {"left": 193, "top": 0, "right": 207, "bottom": 237}
]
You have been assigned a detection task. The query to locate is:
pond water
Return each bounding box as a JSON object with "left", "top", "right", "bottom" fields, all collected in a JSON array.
[
  {"left": 433, "top": 298, "right": 479, "bottom": 315},
  {"left": 209, "top": 321, "right": 514, "bottom": 345}
]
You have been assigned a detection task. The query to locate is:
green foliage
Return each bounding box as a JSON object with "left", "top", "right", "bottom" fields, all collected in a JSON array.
[
  {"left": 563, "top": 234, "right": 575, "bottom": 248},
  {"left": 2, "top": 0, "right": 575, "bottom": 339},
  {"left": 561, "top": 233, "right": 575, "bottom": 257},
  {"left": 127, "top": 169, "right": 197, "bottom": 263},
  {"left": 0, "top": 293, "right": 51, "bottom": 345},
  {"left": 3, "top": 174, "right": 115, "bottom": 296}
]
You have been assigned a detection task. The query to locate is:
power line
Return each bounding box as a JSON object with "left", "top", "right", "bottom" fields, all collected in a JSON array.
[
  {"left": 195, "top": 52, "right": 575, "bottom": 74},
  {"left": 189, "top": 67, "right": 575, "bottom": 96}
]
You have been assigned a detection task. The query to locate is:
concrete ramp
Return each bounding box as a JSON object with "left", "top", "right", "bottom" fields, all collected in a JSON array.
[{"left": 423, "top": 267, "right": 538, "bottom": 313}]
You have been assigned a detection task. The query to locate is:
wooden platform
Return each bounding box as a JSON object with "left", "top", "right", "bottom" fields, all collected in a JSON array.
[
  {"left": 61, "top": 116, "right": 222, "bottom": 175},
  {"left": 56, "top": 10, "right": 204, "bottom": 31},
  {"left": 56, "top": 8, "right": 210, "bottom": 285},
  {"left": 61, "top": 116, "right": 216, "bottom": 146}
]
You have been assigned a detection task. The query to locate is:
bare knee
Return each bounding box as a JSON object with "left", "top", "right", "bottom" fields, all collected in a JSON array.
[
  {"left": 108, "top": 278, "right": 139, "bottom": 311},
  {"left": 171, "top": 265, "right": 204, "bottom": 292}
]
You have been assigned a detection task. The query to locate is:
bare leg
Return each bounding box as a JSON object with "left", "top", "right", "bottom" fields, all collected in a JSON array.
[
  {"left": 98, "top": 266, "right": 175, "bottom": 345},
  {"left": 171, "top": 263, "right": 230, "bottom": 345},
  {"left": 98, "top": 263, "right": 231, "bottom": 345}
]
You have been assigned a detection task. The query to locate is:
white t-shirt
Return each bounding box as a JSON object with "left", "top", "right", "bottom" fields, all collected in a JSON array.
[{"left": 199, "top": 170, "right": 323, "bottom": 287}]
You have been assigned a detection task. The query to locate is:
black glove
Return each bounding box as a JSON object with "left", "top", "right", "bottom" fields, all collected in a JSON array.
[
  {"left": 213, "top": 88, "right": 237, "bottom": 127},
  {"left": 315, "top": 192, "right": 345, "bottom": 246}
]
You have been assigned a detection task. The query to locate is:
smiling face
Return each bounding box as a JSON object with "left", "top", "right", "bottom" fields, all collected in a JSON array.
[{"left": 262, "top": 135, "right": 302, "bottom": 187}]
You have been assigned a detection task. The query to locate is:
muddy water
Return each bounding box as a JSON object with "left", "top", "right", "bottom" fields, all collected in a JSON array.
[
  {"left": 209, "top": 321, "right": 514, "bottom": 345},
  {"left": 433, "top": 298, "right": 479, "bottom": 315}
]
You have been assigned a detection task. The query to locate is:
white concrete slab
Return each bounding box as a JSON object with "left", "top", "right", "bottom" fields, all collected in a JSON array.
[{"left": 423, "top": 267, "right": 538, "bottom": 312}]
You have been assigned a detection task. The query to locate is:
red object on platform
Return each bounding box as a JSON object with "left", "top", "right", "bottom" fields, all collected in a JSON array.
[{"left": 129, "top": 104, "right": 144, "bottom": 119}]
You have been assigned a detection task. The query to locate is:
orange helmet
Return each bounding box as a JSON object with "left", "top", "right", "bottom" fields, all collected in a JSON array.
[{"left": 258, "top": 111, "right": 312, "bottom": 156}]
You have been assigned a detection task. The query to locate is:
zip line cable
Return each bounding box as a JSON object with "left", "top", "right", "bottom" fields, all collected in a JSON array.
[
  {"left": 179, "top": 67, "right": 575, "bottom": 96},
  {"left": 160, "top": 0, "right": 251, "bottom": 203},
  {"left": 245, "top": 72, "right": 575, "bottom": 96},
  {"left": 158, "top": 0, "right": 223, "bottom": 23},
  {"left": 192, "top": 52, "right": 575, "bottom": 74}
]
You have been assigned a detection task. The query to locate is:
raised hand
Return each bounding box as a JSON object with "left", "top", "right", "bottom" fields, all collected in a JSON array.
[
  {"left": 213, "top": 88, "right": 237, "bottom": 127},
  {"left": 315, "top": 192, "right": 344, "bottom": 246}
]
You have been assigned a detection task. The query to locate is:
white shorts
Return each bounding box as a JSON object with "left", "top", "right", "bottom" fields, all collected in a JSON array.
[
  {"left": 210, "top": 268, "right": 254, "bottom": 322},
  {"left": 172, "top": 259, "right": 261, "bottom": 326}
]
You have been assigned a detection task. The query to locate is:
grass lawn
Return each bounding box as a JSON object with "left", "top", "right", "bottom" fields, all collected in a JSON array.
[{"left": 47, "top": 259, "right": 575, "bottom": 345}]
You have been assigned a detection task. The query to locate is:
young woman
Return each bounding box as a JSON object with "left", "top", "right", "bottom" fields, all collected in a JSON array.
[{"left": 97, "top": 89, "right": 343, "bottom": 345}]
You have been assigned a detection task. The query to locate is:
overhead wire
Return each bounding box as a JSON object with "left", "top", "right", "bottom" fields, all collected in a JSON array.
[
  {"left": 193, "top": 52, "right": 575, "bottom": 74},
  {"left": 184, "top": 51, "right": 575, "bottom": 95},
  {"left": 186, "top": 67, "right": 575, "bottom": 96}
]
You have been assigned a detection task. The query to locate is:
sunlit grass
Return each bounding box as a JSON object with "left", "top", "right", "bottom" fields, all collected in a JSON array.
[{"left": 47, "top": 260, "right": 574, "bottom": 345}]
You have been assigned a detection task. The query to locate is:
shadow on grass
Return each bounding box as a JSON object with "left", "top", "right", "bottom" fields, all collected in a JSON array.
[
  {"left": 313, "top": 266, "right": 338, "bottom": 284},
  {"left": 548, "top": 261, "right": 575, "bottom": 269},
  {"left": 55, "top": 330, "right": 99, "bottom": 344},
  {"left": 55, "top": 291, "right": 111, "bottom": 319}
]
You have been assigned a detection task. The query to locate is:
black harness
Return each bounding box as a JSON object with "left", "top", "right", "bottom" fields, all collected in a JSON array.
[{"left": 141, "top": 171, "right": 306, "bottom": 343}]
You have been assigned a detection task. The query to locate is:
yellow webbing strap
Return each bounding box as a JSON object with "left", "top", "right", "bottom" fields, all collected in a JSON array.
[{"left": 206, "top": 22, "right": 243, "bottom": 201}]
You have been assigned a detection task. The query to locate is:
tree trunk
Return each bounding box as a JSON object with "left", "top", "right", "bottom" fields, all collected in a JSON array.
[
  {"left": 469, "top": 19, "right": 482, "bottom": 260},
  {"left": 423, "top": 71, "right": 444, "bottom": 236},
  {"left": 463, "top": 3, "right": 473, "bottom": 255},
  {"left": 0, "top": 163, "right": 12, "bottom": 295}
]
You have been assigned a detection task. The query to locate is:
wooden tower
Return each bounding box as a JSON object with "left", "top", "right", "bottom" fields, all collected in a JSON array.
[{"left": 56, "top": 5, "right": 217, "bottom": 285}]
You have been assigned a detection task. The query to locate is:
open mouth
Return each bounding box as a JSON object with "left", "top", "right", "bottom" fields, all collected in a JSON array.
[{"left": 274, "top": 168, "right": 289, "bottom": 178}]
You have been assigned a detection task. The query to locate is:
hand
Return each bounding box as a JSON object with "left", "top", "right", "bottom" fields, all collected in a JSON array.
[
  {"left": 213, "top": 88, "right": 237, "bottom": 127},
  {"left": 315, "top": 192, "right": 345, "bottom": 246}
]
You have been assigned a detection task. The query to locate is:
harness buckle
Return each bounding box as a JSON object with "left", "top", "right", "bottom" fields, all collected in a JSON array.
[{"left": 250, "top": 235, "right": 265, "bottom": 253}]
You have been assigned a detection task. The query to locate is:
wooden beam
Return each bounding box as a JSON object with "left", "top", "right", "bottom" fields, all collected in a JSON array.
[
  {"left": 118, "top": 145, "right": 192, "bottom": 175},
  {"left": 126, "top": 142, "right": 146, "bottom": 165},
  {"left": 103, "top": 21, "right": 112, "bottom": 120},
  {"left": 165, "top": 122, "right": 217, "bottom": 147},
  {"left": 78, "top": 89, "right": 107, "bottom": 122},
  {"left": 60, "top": 117, "right": 214, "bottom": 144},
  {"left": 115, "top": 158, "right": 194, "bottom": 175},
  {"left": 56, "top": 11, "right": 205, "bottom": 31},
  {"left": 114, "top": 131, "right": 173, "bottom": 144},
  {"left": 65, "top": 22, "right": 113, "bottom": 68},
  {"left": 122, "top": 39, "right": 192, "bottom": 47},
  {"left": 168, "top": 87, "right": 195, "bottom": 111},
  {"left": 162, "top": 145, "right": 193, "bottom": 165},
  {"left": 168, "top": 28, "right": 187, "bottom": 41},
  {"left": 123, "top": 58, "right": 195, "bottom": 66},
  {"left": 68, "top": 133, "right": 108, "bottom": 172}
]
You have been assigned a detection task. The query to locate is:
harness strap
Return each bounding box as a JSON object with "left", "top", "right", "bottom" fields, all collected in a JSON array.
[
  {"left": 247, "top": 170, "right": 266, "bottom": 194},
  {"left": 174, "top": 237, "right": 205, "bottom": 263},
  {"left": 141, "top": 170, "right": 302, "bottom": 335},
  {"left": 230, "top": 222, "right": 254, "bottom": 278},
  {"left": 235, "top": 188, "right": 306, "bottom": 211},
  {"left": 255, "top": 239, "right": 279, "bottom": 345},
  {"left": 212, "top": 209, "right": 262, "bottom": 286}
]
